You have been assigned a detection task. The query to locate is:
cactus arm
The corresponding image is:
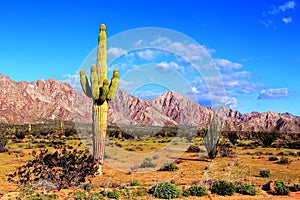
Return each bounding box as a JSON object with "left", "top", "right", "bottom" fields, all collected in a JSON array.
[
  {"left": 79, "top": 70, "right": 92, "bottom": 98},
  {"left": 97, "top": 24, "right": 107, "bottom": 86},
  {"left": 90, "top": 65, "right": 100, "bottom": 99},
  {"left": 99, "top": 79, "right": 109, "bottom": 104},
  {"left": 106, "top": 70, "right": 119, "bottom": 100}
]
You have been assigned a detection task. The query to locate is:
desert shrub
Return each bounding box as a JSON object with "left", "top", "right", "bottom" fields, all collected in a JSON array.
[
  {"left": 129, "top": 179, "right": 141, "bottom": 186},
  {"left": 227, "top": 131, "right": 239, "bottom": 145},
  {"left": 258, "top": 131, "right": 278, "bottom": 147},
  {"left": 211, "top": 180, "right": 235, "bottom": 196},
  {"left": 187, "top": 145, "right": 200, "bottom": 152},
  {"left": 297, "top": 151, "right": 300, "bottom": 156},
  {"left": 182, "top": 189, "right": 190, "bottom": 197},
  {"left": 236, "top": 183, "right": 258, "bottom": 196},
  {"left": 278, "top": 157, "right": 292, "bottom": 164},
  {"left": 7, "top": 147, "right": 98, "bottom": 190},
  {"left": 74, "top": 191, "right": 86, "bottom": 200},
  {"left": 86, "top": 192, "right": 103, "bottom": 200},
  {"left": 104, "top": 189, "right": 120, "bottom": 199},
  {"left": 289, "top": 183, "right": 300, "bottom": 192},
  {"left": 260, "top": 169, "right": 271, "bottom": 178},
  {"left": 220, "top": 143, "right": 236, "bottom": 158},
  {"left": 275, "top": 180, "right": 290, "bottom": 195},
  {"left": 159, "top": 162, "right": 179, "bottom": 171},
  {"left": 269, "top": 156, "right": 279, "bottom": 161},
  {"left": 188, "top": 185, "right": 207, "bottom": 196},
  {"left": 140, "top": 158, "right": 156, "bottom": 168},
  {"left": 64, "top": 127, "right": 77, "bottom": 137},
  {"left": 0, "top": 133, "right": 8, "bottom": 153},
  {"left": 15, "top": 131, "right": 26, "bottom": 140},
  {"left": 148, "top": 182, "right": 180, "bottom": 199},
  {"left": 131, "top": 187, "right": 147, "bottom": 197}
]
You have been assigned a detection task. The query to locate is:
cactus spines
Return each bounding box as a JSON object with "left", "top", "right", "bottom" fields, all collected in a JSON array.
[{"left": 79, "top": 24, "right": 119, "bottom": 174}]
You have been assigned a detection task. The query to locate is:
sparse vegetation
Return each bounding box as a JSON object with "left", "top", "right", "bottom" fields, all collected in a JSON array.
[
  {"left": 260, "top": 169, "right": 271, "bottom": 178},
  {"left": 140, "top": 157, "right": 156, "bottom": 168},
  {"left": 186, "top": 144, "right": 201, "bottom": 152},
  {"left": 278, "top": 156, "right": 292, "bottom": 164},
  {"left": 0, "top": 133, "right": 7, "bottom": 152},
  {"left": 129, "top": 179, "right": 141, "bottom": 186},
  {"left": 159, "top": 162, "right": 179, "bottom": 171},
  {"left": 269, "top": 156, "right": 279, "bottom": 161},
  {"left": 1, "top": 122, "right": 300, "bottom": 199}
]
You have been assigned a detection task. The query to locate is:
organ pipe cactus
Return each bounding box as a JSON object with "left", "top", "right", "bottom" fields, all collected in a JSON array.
[{"left": 79, "top": 24, "right": 119, "bottom": 174}]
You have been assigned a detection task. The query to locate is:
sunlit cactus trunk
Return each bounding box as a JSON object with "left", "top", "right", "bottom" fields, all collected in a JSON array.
[{"left": 79, "top": 24, "right": 119, "bottom": 175}]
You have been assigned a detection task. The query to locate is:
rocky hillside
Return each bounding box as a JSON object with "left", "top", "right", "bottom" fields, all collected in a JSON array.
[{"left": 1, "top": 74, "right": 300, "bottom": 133}]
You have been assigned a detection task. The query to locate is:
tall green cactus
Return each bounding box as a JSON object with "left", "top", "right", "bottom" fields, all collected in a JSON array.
[{"left": 79, "top": 24, "right": 119, "bottom": 174}]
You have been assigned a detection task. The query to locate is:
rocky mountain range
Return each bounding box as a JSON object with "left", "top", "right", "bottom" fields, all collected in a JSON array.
[{"left": 1, "top": 74, "right": 300, "bottom": 133}]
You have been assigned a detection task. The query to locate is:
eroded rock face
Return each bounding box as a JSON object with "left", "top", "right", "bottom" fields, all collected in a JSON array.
[{"left": 1, "top": 74, "right": 300, "bottom": 133}]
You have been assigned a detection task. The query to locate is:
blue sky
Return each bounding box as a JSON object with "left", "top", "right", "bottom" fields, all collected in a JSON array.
[{"left": 0, "top": 0, "right": 299, "bottom": 116}]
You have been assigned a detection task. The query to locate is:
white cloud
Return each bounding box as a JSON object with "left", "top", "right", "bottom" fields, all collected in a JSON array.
[
  {"left": 191, "top": 87, "right": 201, "bottom": 94},
  {"left": 214, "top": 58, "right": 243, "bottom": 71},
  {"left": 133, "top": 90, "right": 164, "bottom": 100},
  {"left": 258, "top": 88, "right": 288, "bottom": 99},
  {"left": 61, "top": 73, "right": 81, "bottom": 92},
  {"left": 225, "top": 97, "right": 238, "bottom": 109},
  {"left": 118, "top": 79, "right": 134, "bottom": 90},
  {"left": 270, "top": 1, "right": 296, "bottom": 14},
  {"left": 263, "top": 1, "right": 296, "bottom": 27},
  {"left": 282, "top": 17, "right": 293, "bottom": 24},
  {"left": 134, "top": 39, "right": 143, "bottom": 47},
  {"left": 156, "top": 62, "right": 185, "bottom": 73},
  {"left": 150, "top": 36, "right": 214, "bottom": 61},
  {"left": 107, "top": 47, "right": 127, "bottom": 59},
  {"left": 137, "top": 49, "right": 155, "bottom": 61}
]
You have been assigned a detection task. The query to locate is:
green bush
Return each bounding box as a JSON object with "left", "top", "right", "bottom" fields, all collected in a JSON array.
[
  {"left": 186, "top": 145, "right": 200, "bottom": 152},
  {"left": 227, "top": 131, "right": 239, "bottom": 145},
  {"left": 188, "top": 185, "right": 207, "bottom": 196},
  {"left": 278, "top": 157, "right": 292, "bottom": 164},
  {"left": 159, "top": 162, "right": 179, "bottom": 171},
  {"left": 0, "top": 133, "right": 8, "bottom": 153},
  {"left": 64, "top": 127, "right": 78, "bottom": 137},
  {"left": 15, "top": 131, "right": 26, "bottom": 140},
  {"left": 275, "top": 181, "right": 290, "bottom": 195},
  {"left": 289, "top": 183, "right": 300, "bottom": 192},
  {"left": 86, "top": 192, "right": 103, "bottom": 200},
  {"left": 211, "top": 180, "right": 235, "bottom": 196},
  {"left": 140, "top": 158, "right": 156, "bottom": 168},
  {"left": 260, "top": 169, "right": 271, "bottom": 178},
  {"left": 269, "top": 156, "right": 279, "bottom": 161},
  {"left": 236, "top": 183, "right": 258, "bottom": 196},
  {"left": 129, "top": 179, "right": 141, "bottom": 186},
  {"left": 106, "top": 189, "right": 120, "bottom": 199},
  {"left": 258, "top": 131, "right": 278, "bottom": 147},
  {"left": 182, "top": 189, "right": 190, "bottom": 197},
  {"left": 148, "top": 182, "right": 180, "bottom": 199}
]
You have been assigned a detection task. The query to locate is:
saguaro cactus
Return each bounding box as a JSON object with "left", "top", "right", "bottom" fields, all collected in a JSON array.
[{"left": 79, "top": 24, "right": 119, "bottom": 174}]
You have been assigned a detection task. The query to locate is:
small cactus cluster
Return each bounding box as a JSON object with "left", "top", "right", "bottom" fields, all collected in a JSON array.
[{"left": 79, "top": 24, "right": 119, "bottom": 174}]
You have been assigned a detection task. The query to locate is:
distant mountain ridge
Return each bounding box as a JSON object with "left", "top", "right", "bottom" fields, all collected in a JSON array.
[{"left": 1, "top": 74, "right": 300, "bottom": 133}]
